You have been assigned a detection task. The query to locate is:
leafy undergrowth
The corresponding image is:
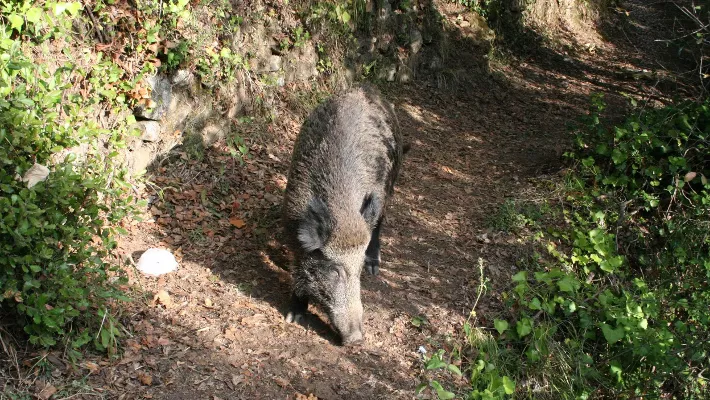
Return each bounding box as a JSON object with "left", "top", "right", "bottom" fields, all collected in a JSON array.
[
  {"left": 0, "top": 1, "right": 142, "bottom": 355},
  {"left": 419, "top": 96, "right": 710, "bottom": 399},
  {"left": 0, "top": 0, "right": 349, "bottom": 357}
]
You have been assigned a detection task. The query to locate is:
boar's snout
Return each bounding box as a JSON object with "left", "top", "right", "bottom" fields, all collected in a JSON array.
[
  {"left": 332, "top": 298, "right": 364, "bottom": 346},
  {"left": 341, "top": 319, "right": 364, "bottom": 346}
]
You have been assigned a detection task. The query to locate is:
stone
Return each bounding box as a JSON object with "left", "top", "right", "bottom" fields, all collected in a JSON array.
[
  {"left": 284, "top": 44, "right": 318, "bottom": 83},
  {"left": 268, "top": 55, "right": 283, "bottom": 71},
  {"left": 137, "top": 121, "right": 161, "bottom": 142},
  {"left": 377, "top": 33, "right": 393, "bottom": 53},
  {"left": 137, "top": 248, "right": 178, "bottom": 277},
  {"left": 171, "top": 69, "right": 194, "bottom": 87},
  {"left": 386, "top": 65, "right": 397, "bottom": 82},
  {"left": 397, "top": 65, "right": 413, "bottom": 83},
  {"left": 378, "top": 0, "right": 392, "bottom": 22},
  {"left": 410, "top": 28, "right": 423, "bottom": 54},
  {"left": 128, "top": 143, "right": 156, "bottom": 174},
  {"left": 252, "top": 54, "right": 283, "bottom": 73},
  {"left": 134, "top": 74, "right": 172, "bottom": 121},
  {"left": 345, "top": 67, "right": 356, "bottom": 83},
  {"left": 202, "top": 123, "right": 228, "bottom": 145}
]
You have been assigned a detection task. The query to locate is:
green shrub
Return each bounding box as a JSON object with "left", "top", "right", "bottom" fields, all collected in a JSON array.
[
  {"left": 420, "top": 96, "right": 709, "bottom": 399},
  {"left": 0, "top": 2, "right": 137, "bottom": 354}
]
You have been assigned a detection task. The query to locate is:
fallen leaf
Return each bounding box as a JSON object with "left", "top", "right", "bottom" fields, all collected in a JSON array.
[
  {"left": 240, "top": 314, "right": 267, "bottom": 326},
  {"left": 137, "top": 371, "right": 153, "bottom": 386},
  {"left": 231, "top": 374, "right": 244, "bottom": 386},
  {"left": 274, "top": 377, "right": 289, "bottom": 388},
  {"left": 157, "top": 337, "right": 170, "bottom": 346},
  {"left": 22, "top": 163, "right": 50, "bottom": 189},
  {"left": 36, "top": 383, "right": 57, "bottom": 400},
  {"left": 126, "top": 339, "right": 142, "bottom": 352},
  {"left": 84, "top": 361, "right": 100, "bottom": 374},
  {"left": 142, "top": 335, "right": 158, "bottom": 348},
  {"left": 684, "top": 171, "right": 697, "bottom": 182},
  {"left": 152, "top": 290, "right": 172, "bottom": 307},
  {"left": 229, "top": 217, "right": 246, "bottom": 229},
  {"left": 204, "top": 298, "right": 213, "bottom": 307}
]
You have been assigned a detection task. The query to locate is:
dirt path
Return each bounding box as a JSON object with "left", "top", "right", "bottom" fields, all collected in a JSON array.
[{"left": 64, "top": 1, "right": 695, "bottom": 399}]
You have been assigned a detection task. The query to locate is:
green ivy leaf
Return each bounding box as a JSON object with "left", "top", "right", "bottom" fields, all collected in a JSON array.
[
  {"left": 426, "top": 356, "right": 447, "bottom": 370},
  {"left": 430, "top": 381, "right": 455, "bottom": 400},
  {"left": 516, "top": 318, "right": 533, "bottom": 337},
  {"left": 8, "top": 14, "right": 24, "bottom": 31},
  {"left": 494, "top": 319, "right": 509, "bottom": 334},
  {"left": 502, "top": 376, "right": 515, "bottom": 395},
  {"left": 65, "top": 2, "right": 83, "bottom": 16},
  {"left": 601, "top": 323, "right": 624, "bottom": 344},
  {"left": 557, "top": 276, "right": 579, "bottom": 292},
  {"left": 53, "top": 2, "right": 81, "bottom": 15},
  {"left": 528, "top": 297, "right": 542, "bottom": 310},
  {"left": 446, "top": 364, "right": 462, "bottom": 376},
  {"left": 26, "top": 7, "right": 43, "bottom": 24},
  {"left": 610, "top": 360, "right": 623, "bottom": 383},
  {"left": 100, "top": 328, "right": 110, "bottom": 348},
  {"left": 512, "top": 271, "right": 527, "bottom": 282},
  {"left": 611, "top": 148, "right": 627, "bottom": 164},
  {"left": 600, "top": 255, "right": 624, "bottom": 273}
]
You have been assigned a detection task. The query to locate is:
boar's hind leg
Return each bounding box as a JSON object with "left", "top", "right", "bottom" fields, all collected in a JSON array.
[
  {"left": 365, "top": 216, "right": 384, "bottom": 275},
  {"left": 285, "top": 292, "right": 309, "bottom": 324}
]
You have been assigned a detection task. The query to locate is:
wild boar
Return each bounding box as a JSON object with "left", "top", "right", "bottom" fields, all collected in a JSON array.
[{"left": 282, "top": 85, "right": 404, "bottom": 345}]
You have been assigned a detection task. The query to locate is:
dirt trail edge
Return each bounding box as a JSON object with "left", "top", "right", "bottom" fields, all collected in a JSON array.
[{"left": 71, "top": 1, "right": 692, "bottom": 399}]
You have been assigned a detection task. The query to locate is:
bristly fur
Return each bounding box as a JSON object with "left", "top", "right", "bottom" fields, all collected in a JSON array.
[{"left": 282, "top": 84, "right": 404, "bottom": 343}]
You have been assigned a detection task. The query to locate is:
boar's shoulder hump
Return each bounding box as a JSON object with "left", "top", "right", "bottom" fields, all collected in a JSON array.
[{"left": 289, "top": 87, "right": 401, "bottom": 193}]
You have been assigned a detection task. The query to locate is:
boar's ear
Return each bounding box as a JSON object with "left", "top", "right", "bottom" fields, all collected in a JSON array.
[
  {"left": 298, "top": 197, "right": 332, "bottom": 252},
  {"left": 360, "top": 193, "right": 381, "bottom": 226}
]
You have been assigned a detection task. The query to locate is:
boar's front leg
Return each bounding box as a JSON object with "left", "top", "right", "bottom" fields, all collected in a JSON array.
[
  {"left": 364, "top": 216, "right": 383, "bottom": 275},
  {"left": 285, "top": 292, "right": 309, "bottom": 324}
]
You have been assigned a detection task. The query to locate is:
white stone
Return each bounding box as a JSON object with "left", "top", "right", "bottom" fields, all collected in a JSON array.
[{"left": 136, "top": 248, "right": 178, "bottom": 277}]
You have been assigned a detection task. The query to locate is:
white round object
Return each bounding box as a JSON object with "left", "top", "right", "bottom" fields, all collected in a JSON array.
[{"left": 136, "top": 248, "right": 178, "bottom": 277}]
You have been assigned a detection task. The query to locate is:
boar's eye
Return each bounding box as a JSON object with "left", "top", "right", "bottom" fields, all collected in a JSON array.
[
  {"left": 328, "top": 265, "right": 346, "bottom": 285},
  {"left": 308, "top": 248, "right": 324, "bottom": 257}
]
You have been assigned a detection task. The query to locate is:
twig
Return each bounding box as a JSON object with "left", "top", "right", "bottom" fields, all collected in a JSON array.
[
  {"left": 82, "top": 0, "right": 106, "bottom": 44},
  {"left": 95, "top": 308, "right": 108, "bottom": 340},
  {"left": 0, "top": 329, "right": 22, "bottom": 382},
  {"left": 58, "top": 393, "right": 103, "bottom": 400}
]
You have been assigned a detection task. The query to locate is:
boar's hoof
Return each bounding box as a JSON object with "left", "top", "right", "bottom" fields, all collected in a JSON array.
[
  {"left": 285, "top": 310, "right": 304, "bottom": 324},
  {"left": 365, "top": 256, "right": 380, "bottom": 275},
  {"left": 286, "top": 293, "right": 308, "bottom": 324}
]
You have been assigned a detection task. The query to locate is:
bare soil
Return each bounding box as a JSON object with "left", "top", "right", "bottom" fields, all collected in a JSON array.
[{"left": 1, "top": 1, "right": 698, "bottom": 399}]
